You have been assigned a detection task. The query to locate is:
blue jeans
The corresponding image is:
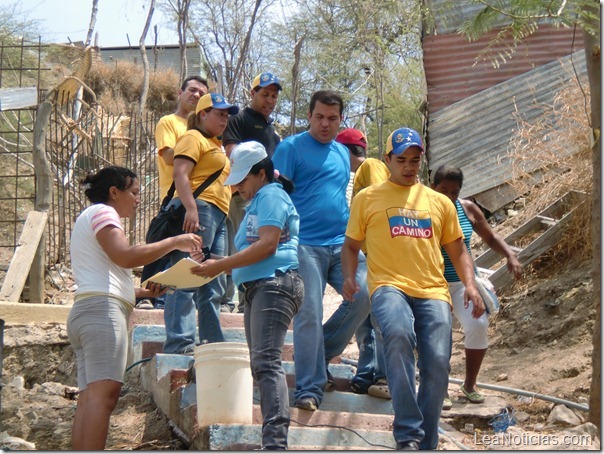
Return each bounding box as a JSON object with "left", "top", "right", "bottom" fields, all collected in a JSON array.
[
  {"left": 350, "top": 314, "right": 387, "bottom": 391},
  {"left": 293, "top": 244, "right": 372, "bottom": 404},
  {"left": 371, "top": 286, "right": 452, "bottom": 450},
  {"left": 243, "top": 269, "right": 304, "bottom": 450},
  {"left": 163, "top": 199, "right": 228, "bottom": 353}
]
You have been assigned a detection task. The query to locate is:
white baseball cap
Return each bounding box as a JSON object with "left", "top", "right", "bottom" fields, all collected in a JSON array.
[{"left": 224, "top": 141, "right": 268, "bottom": 186}]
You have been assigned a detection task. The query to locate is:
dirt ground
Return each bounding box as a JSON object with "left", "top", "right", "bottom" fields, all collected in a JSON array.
[{"left": 0, "top": 238, "right": 597, "bottom": 450}]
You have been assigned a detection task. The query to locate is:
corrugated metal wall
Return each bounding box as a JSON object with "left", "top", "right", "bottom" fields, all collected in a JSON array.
[
  {"left": 98, "top": 45, "right": 205, "bottom": 78},
  {"left": 428, "top": 52, "right": 587, "bottom": 210},
  {"left": 423, "top": 26, "right": 585, "bottom": 113},
  {"left": 422, "top": 0, "right": 588, "bottom": 211}
]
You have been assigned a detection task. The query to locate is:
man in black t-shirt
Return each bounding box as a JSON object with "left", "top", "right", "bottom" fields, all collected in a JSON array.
[{"left": 221, "top": 72, "right": 283, "bottom": 312}]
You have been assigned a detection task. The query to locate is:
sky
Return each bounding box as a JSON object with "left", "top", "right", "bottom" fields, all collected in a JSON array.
[{"left": 7, "top": 0, "right": 180, "bottom": 47}]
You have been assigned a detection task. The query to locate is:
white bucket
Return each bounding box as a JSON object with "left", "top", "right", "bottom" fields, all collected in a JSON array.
[{"left": 194, "top": 342, "right": 253, "bottom": 426}]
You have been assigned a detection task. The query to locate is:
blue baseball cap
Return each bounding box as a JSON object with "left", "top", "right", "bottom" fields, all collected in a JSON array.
[
  {"left": 251, "top": 72, "right": 282, "bottom": 91},
  {"left": 196, "top": 93, "right": 239, "bottom": 115},
  {"left": 386, "top": 127, "right": 424, "bottom": 156}
]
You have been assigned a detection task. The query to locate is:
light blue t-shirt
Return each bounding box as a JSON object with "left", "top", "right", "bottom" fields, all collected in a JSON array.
[
  {"left": 272, "top": 131, "right": 350, "bottom": 246},
  {"left": 232, "top": 183, "right": 299, "bottom": 286}
]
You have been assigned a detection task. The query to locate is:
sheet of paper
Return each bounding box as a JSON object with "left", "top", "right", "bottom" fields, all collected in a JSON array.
[{"left": 141, "top": 257, "right": 219, "bottom": 289}]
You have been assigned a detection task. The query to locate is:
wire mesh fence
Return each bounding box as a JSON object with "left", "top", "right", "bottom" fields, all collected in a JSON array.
[{"left": 0, "top": 40, "right": 165, "bottom": 280}]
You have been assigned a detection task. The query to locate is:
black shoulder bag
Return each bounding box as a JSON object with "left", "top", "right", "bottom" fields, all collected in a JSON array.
[{"left": 145, "top": 165, "right": 225, "bottom": 244}]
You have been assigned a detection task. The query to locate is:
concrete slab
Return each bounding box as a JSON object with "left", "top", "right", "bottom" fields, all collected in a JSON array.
[{"left": 0, "top": 301, "right": 71, "bottom": 324}]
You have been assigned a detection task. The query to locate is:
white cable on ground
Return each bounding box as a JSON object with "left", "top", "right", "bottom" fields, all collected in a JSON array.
[
  {"left": 438, "top": 426, "right": 471, "bottom": 450},
  {"left": 339, "top": 357, "right": 589, "bottom": 412}
]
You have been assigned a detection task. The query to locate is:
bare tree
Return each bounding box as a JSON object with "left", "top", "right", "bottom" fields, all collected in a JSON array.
[
  {"left": 139, "top": 0, "right": 156, "bottom": 114},
  {"left": 85, "top": 0, "right": 98, "bottom": 47}
]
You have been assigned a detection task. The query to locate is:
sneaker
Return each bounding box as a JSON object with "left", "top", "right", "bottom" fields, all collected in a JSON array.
[
  {"left": 220, "top": 303, "right": 233, "bottom": 313},
  {"left": 180, "top": 346, "right": 196, "bottom": 356},
  {"left": 325, "top": 368, "right": 336, "bottom": 392},
  {"left": 294, "top": 396, "right": 318, "bottom": 411},
  {"left": 396, "top": 440, "right": 419, "bottom": 450},
  {"left": 349, "top": 382, "right": 368, "bottom": 394},
  {"left": 368, "top": 378, "right": 391, "bottom": 399},
  {"left": 442, "top": 396, "right": 453, "bottom": 410},
  {"left": 135, "top": 299, "right": 154, "bottom": 310}
]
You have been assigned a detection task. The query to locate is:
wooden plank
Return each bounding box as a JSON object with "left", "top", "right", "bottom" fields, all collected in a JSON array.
[{"left": 0, "top": 211, "right": 48, "bottom": 302}]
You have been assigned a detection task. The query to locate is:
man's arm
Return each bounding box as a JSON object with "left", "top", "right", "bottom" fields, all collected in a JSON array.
[
  {"left": 443, "top": 237, "right": 485, "bottom": 318},
  {"left": 341, "top": 236, "right": 363, "bottom": 301}
]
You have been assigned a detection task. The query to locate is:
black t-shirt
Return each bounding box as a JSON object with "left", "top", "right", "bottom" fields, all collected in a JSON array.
[{"left": 222, "top": 107, "right": 281, "bottom": 158}]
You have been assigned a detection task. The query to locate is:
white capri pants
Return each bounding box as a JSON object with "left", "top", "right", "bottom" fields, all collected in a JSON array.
[
  {"left": 449, "top": 281, "right": 489, "bottom": 349},
  {"left": 67, "top": 296, "right": 132, "bottom": 390}
]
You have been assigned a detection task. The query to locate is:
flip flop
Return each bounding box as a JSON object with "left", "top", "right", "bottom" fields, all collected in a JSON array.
[{"left": 460, "top": 384, "right": 485, "bottom": 403}]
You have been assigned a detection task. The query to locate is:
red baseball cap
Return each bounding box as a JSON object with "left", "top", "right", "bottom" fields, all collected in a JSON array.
[{"left": 335, "top": 128, "right": 367, "bottom": 149}]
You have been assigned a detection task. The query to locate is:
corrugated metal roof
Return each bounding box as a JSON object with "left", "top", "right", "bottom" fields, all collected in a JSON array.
[
  {"left": 427, "top": 51, "right": 587, "bottom": 203},
  {"left": 423, "top": 25, "right": 585, "bottom": 113},
  {"left": 424, "top": 0, "right": 489, "bottom": 35}
]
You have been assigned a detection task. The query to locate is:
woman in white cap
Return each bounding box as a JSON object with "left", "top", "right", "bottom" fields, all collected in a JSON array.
[
  {"left": 163, "top": 93, "right": 239, "bottom": 354},
  {"left": 191, "top": 141, "right": 303, "bottom": 450}
]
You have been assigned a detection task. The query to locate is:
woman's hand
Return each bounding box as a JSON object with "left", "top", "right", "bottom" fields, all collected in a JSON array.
[
  {"left": 190, "top": 259, "right": 224, "bottom": 279},
  {"left": 183, "top": 207, "right": 200, "bottom": 233},
  {"left": 135, "top": 282, "right": 168, "bottom": 299},
  {"left": 173, "top": 233, "right": 202, "bottom": 252}
]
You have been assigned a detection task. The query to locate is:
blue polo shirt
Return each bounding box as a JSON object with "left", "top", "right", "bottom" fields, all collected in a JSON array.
[{"left": 272, "top": 131, "right": 350, "bottom": 246}]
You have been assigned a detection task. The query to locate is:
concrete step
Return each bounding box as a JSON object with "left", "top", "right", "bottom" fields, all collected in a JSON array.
[
  {"left": 129, "top": 325, "right": 293, "bottom": 363},
  {"left": 128, "top": 309, "right": 245, "bottom": 330},
  {"left": 191, "top": 424, "right": 396, "bottom": 450},
  {"left": 136, "top": 354, "right": 477, "bottom": 450}
]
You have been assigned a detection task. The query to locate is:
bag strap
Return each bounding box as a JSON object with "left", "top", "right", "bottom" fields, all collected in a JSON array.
[{"left": 160, "top": 165, "right": 225, "bottom": 209}]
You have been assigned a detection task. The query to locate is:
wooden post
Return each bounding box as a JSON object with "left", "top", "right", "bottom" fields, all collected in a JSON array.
[{"left": 30, "top": 100, "right": 54, "bottom": 304}]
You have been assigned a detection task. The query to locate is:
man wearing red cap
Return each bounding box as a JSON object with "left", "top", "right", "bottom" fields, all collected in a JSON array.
[{"left": 342, "top": 127, "right": 483, "bottom": 450}]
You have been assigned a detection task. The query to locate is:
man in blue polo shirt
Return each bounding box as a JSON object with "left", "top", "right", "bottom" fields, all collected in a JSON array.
[
  {"left": 272, "top": 90, "right": 373, "bottom": 411},
  {"left": 222, "top": 72, "right": 283, "bottom": 312}
]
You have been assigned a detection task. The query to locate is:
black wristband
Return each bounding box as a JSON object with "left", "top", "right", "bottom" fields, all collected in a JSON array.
[{"left": 201, "top": 246, "right": 211, "bottom": 262}]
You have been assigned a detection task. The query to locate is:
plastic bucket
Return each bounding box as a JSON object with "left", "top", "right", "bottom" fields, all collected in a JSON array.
[{"left": 194, "top": 342, "right": 253, "bottom": 426}]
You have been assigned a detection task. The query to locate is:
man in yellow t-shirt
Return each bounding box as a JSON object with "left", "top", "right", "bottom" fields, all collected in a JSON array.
[
  {"left": 139, "top": 77, "right": 209, "bottom": 310},
  {"left": 155, "top": 76, "right": 209, "bottom": 199},
  {"left": 341, "top": 127, "right": 484, "bottom": 451}
]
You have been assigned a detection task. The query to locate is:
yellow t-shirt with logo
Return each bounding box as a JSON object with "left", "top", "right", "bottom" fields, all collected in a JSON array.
[
  {"left": 173, "top": 129, "right": 231, "bottom": 215},
  {"left": 155, "top": 113, "right": 188, "bottom": 199},
  {"left": 347, "top": 181, "right": 462, "bottom": 303}
]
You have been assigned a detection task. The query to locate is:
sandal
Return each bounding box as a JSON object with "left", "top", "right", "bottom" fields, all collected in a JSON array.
[
  {"left": 368, "top": 379, "right": 391, "bottom": 400},
  {"left": 460, "top": 384, "right": 485, "bottom": 403}
]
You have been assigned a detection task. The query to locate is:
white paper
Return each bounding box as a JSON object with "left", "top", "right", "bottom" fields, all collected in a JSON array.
[{"left": 141, "top": 257, "right": 219, "bottom": 289}]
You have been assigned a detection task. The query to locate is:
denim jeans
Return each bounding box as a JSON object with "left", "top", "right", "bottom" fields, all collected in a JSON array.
[
  {"left": 293, "top": 244, "right": 372, "bottom": 404},
  {"left": 243, "top": 269, "right": 303, "bottom": 450},
  {"left": 350, "top": 314, "right": 387, "bottom": 391},
  {"left": 371, "top": 286, "right": 452, "bottom": 450},
  {"left": 163, "top": 199, "right": 228, "bottom": 353}
]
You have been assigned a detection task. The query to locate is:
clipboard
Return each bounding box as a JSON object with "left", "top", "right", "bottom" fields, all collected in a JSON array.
[{"left": 141, "top": 257, "right": 220, "bottom": 289}]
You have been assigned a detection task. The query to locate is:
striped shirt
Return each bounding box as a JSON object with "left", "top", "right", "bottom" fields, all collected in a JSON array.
[{"left": 442, "top": 199, "right": 473, "bottom": 283}]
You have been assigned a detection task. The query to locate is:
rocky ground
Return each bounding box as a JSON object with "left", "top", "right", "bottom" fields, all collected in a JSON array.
[{"left": 0, "top": 219, "right": 599, "bottom": 450}]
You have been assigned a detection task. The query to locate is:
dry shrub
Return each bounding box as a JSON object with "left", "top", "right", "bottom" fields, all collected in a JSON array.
[
  {"left": 505, "top": 70, "right": 593, "bottom": 271},
  {"left": 85, "top": 60, "right": 179, "bottom": 114}
]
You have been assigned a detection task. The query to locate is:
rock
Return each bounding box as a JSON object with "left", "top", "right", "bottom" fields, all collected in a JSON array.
[
  {"left": 33, "top": 382, "right": 67, "bottom": 396},
  {"left": 547, "top": 404, "right": 582, "bottom": 427},
  {"left": 9, "top": 376, "right": 25, "bottom": 390},
  {"left": 0, "top": 431, "right": 36, "bottom": 450},
  {"left": 496, "top": 373, "right": 508, "bottom": 382},
  {"left": 514, "top": 411, "right": 530, "bottom": 423}
]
